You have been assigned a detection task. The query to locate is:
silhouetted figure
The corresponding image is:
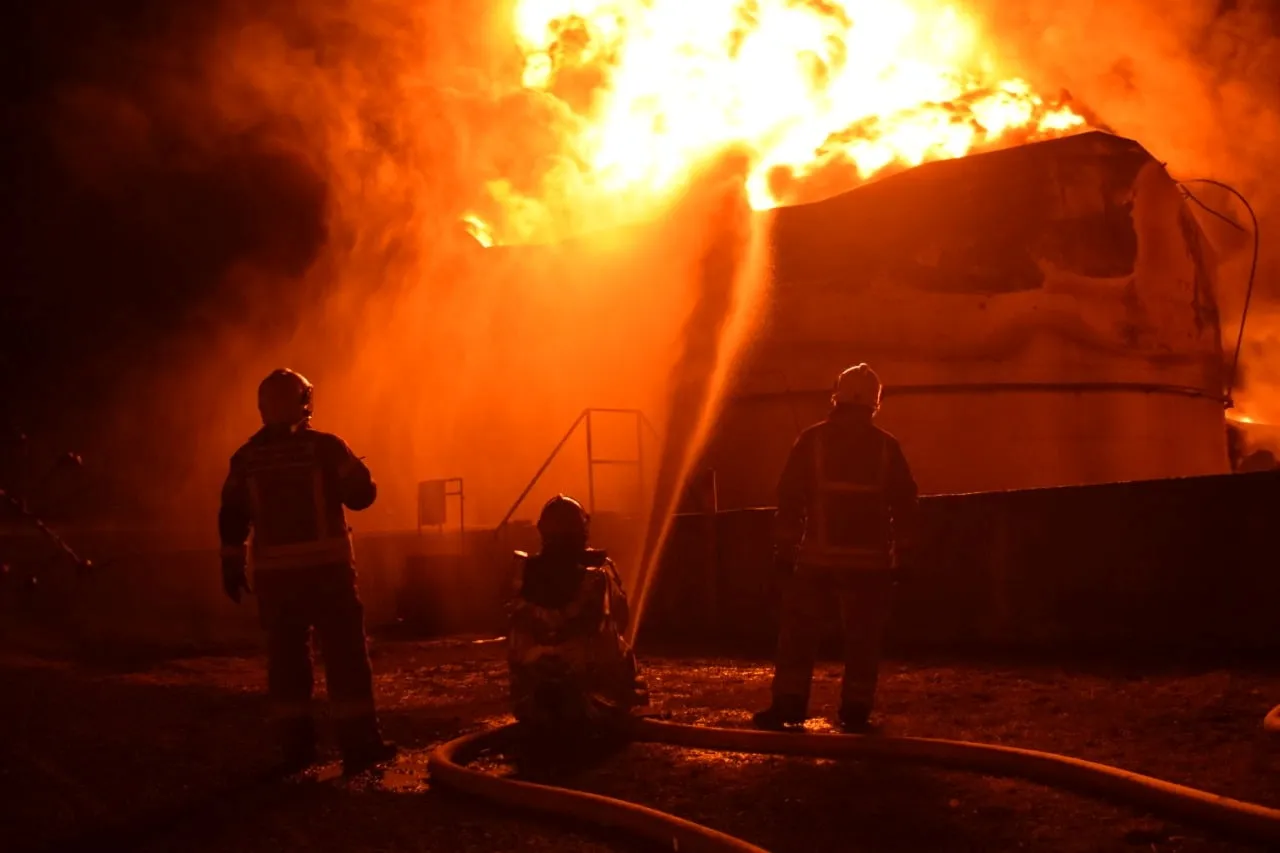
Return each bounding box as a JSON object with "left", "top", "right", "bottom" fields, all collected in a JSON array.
[
  {"left": 753, "top": 363, "right": 919, "bottom": 733},
  {"left": 218, "top": 368, "right": 396, "bottom": 775},
  {"left": 508, "top": 495, "right": 647, "bottom": 736}
]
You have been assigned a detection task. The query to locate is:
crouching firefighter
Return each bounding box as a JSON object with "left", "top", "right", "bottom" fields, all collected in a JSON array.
[
  {"left": 507, "top": 495, "right": 648, "bottom": 735},
  {"left": 753, "top": 363, "right": 920, "bottom": 733},
  {"left": 219, "top": 368, "right": 397, "bottom": 775}
]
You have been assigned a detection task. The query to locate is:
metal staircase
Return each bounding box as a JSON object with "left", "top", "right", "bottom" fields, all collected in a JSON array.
[{"left": 494, "top": 408, "right": 658, "bottom": 534}]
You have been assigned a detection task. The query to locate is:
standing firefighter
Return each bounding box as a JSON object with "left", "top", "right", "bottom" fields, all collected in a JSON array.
[
  {"left": 219, "top": 368, "right": 397, "bottom": 774},
  {"left": 753, "top": 363, "right": 919, "bottom": 733},
  {"left": 508, "top": 495, "right": 648, "bottom": 735}
]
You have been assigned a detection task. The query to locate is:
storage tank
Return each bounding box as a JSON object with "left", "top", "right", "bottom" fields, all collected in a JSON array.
[{"left": 705, "top": 130, "right": 1230, "bottom": 505}]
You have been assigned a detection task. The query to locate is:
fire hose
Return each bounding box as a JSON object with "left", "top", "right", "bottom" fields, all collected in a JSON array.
[
  {"left": 429, "top": 717, "right": 1280, "bottom": 852},
  {"left": 429, "top": 723, "right": 768, "bottom": 853}
]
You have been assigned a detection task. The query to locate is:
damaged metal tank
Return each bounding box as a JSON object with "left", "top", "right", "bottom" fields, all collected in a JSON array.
[{"left": 704, "top": 130, "right": 1229, "bottom": 504}]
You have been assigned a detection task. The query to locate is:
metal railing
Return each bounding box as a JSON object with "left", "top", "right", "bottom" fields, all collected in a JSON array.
[{"left": 494, "top": 408, "right": 660, "bottom": 536}]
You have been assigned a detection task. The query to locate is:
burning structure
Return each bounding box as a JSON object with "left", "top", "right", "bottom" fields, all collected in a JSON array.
[
  {"left": 419, "top": 2, "right": 1261, "bottom": 650},
  {"left": 465, "top": 125, "right": 1263, "bottom": 654},
  {"left": 478, "top": 131, "right": 1230, "bottom": 508},
  {"left": 474, "top": 0, "right": 1087, "bottom": 244},
  {"left": 11, "top": 0, "right": 1265, "bottom": 658},
  {"left": 703, "top": 130, "right": 1230, "bottom": 505}
]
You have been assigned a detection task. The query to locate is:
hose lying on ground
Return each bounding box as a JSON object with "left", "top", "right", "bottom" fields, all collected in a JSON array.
[
  {"left": 430, "top": 718, "right": 1280, "bottom": 852},
  {"left": 428, "top": 724, "right": 768, "bottom": 853},
  {"left": 636, "top": 719, "right": 1280, "bottom": 846}
]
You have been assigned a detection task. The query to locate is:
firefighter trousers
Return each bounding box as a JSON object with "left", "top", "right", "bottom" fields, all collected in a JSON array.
[
  {"left": 769, "top": 565, "right": 896, "bottom": 714},
  {"left": 255, "top": 563, "right": 383, "bottom": 756}
]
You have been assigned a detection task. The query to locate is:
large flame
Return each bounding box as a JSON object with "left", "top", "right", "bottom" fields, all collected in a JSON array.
[{"left": 483, "top": 0, "right": 1085, "bottom": 242}]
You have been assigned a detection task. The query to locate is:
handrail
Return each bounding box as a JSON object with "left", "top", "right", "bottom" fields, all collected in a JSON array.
[
  {"left": 638, "top": 412, "right": 662, "bottom": 445},
  {"left": 492, "top": 410, "right": 588, "bottom": 537},
  {"left": 492, "top": 407, "right": 661, "bottom": 539}
]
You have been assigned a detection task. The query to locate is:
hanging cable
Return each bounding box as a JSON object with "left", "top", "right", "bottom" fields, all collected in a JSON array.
[{"left": 1176, "top": 178, "right": 1260, "bottom": 410}]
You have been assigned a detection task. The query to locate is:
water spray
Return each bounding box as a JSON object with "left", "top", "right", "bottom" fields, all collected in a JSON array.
[{"left": 628, "top": 161, "right": 774, "bottom": 645}]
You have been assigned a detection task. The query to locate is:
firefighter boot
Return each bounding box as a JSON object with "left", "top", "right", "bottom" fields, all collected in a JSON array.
[
  {"left": 751, "top": 696, "right": 808, "bottom": 730},
  {"left": 277, "top": 716, "right": 318, "bottom": 774},
  {"left": 837, "top": 704, "right": 873, "bottom": 734},
  {"left": 338, "top": 717, "right": 398, "bottom": 776}
]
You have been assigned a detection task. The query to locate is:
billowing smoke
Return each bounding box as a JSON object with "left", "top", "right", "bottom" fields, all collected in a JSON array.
[
  {"left": 18, "top": 0, "right": 776, "bottom": 544},
  {"left": 33, "top": 0, "right": 522, "bottom": 529},
  {"left": 14, "top": 0, "right": 1280, "bottom": 543}
]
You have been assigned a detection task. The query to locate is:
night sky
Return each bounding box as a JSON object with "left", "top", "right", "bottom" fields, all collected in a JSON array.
[{"left": 1, "top": 0, "right": 330, "bottom": 435}]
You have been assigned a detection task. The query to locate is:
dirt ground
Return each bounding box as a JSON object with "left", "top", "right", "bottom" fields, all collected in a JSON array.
[{"left": 4, "top": 637, "right": 1280, "bottom": 853}]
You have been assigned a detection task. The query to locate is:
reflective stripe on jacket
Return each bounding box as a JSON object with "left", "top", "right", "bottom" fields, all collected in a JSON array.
[
  {"left": 219, "top": 425, "right": 375, "bottom": 572},
  {"left": 798, "top": 428, "right": 892, "bottom": 568},
  {"left": 776, "top": 406, "right": 919, "bottom": 570}
]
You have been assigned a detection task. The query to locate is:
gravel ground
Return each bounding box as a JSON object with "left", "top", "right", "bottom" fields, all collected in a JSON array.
[{"left": 4, "top": 638, "right": 1280, "bottom": 853}]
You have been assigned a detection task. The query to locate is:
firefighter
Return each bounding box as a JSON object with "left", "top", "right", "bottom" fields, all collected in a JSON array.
[
  {"left": 219, "top": 368, "right": 397, "bottom": 775},
  {"left": 752, "top": 363, "right": 919, "bottom": 733},
  {"left": 507, "top": 495, "right": 648, "bottom": 735}
]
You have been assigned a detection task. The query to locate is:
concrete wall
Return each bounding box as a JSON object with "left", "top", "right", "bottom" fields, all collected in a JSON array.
[
  {"left": 5, "top": 471, "right": 1278, "bottom": 659},
  {"left": 0, "top": 514, "right": 641, "bottom": 656},
  {"left": 643, "top": 470, "right": 1280, "bottom": 655}
]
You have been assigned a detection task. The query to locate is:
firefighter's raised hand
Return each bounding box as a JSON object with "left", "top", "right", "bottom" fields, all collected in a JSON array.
[{"left": 221, "top": 557, "right": 251, "bottom": 604}]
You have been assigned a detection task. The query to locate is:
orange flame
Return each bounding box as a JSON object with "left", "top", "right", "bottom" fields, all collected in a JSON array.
[
  {"left": 462, "top": 213, "right": 495, "bottom": 248},
  {"left": 480, "top": 0, "right": 1087, "bottom": 243}
]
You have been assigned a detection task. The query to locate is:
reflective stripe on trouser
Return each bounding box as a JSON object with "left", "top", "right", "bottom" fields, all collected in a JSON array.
[
  {"left": 253, "top": 536, "right": 354, "bottom": 571},
  {"left": 770, "top": 566, "right": 896, "bottom": 712},
  {"left": 270, "top": 699, "right": 314, "bottom": 722},
  {"left": 795, "top": 546, "right": 891, "bottom": 570},
  {"left": 331, "top": 698, "right": 378, "bottom": 721},
  {"left": 256, "top": 563, "right": 380, "bottom": 748}
]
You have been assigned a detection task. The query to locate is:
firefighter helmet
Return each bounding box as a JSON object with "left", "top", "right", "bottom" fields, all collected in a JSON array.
[
  {"left": 832, "top": 363, "right": 882, "bottom": 412},
  {"left": 537, "top": 494, "right": 589, "bottom": 550},
  {"left": 258, "top": 369, "right": 314, "bottom": 427}
]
